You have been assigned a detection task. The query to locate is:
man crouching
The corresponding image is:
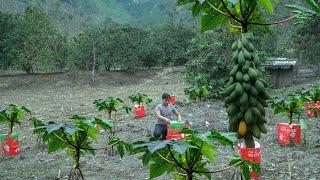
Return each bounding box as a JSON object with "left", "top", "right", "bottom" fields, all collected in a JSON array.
[{"left": 153, "top": 93, "right": 181, "bottom": 140}]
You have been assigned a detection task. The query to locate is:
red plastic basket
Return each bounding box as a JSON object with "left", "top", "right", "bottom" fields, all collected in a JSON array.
[
  {"left": 1, "top": 134, "right": 20, "bottom": 156},
  {"left": 134, "top": 104, "right": 146, "bottom": 119},
  {"left": 166, "top": 123, "right": 190, "bottom": 140},
  {"left": 169, "top": 95, "right": 176, "bottom": 105},
  {"left": 276, "top": 123, "right": 301, "bottom": 145}
]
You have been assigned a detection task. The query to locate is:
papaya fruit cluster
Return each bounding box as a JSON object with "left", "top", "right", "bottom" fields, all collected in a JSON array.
[{"left": 225, "top": 33, "right": 269, "bottom": 140}]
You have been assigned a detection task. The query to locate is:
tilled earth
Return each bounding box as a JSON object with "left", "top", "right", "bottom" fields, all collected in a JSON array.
[{"left": 0, "top": 68, "right": 319, "bottom": 180}]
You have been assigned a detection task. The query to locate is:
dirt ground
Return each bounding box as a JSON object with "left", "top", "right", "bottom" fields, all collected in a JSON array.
[{"left": 0, "top": 67, "right": 319, "bottom": 180}]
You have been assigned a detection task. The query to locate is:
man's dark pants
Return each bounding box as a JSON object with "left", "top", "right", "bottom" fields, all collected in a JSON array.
[{"left": 153, "top": 124, "right": 167, "bottom": 140}]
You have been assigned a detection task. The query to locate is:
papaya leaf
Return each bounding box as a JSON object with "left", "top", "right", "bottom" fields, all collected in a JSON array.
[
  {"left": 258, "top": 0, "right": 273, "bottom": 13},
  {"left": 148, "top": 140, "right": 171, "bottom": 153},
  {"left": 201, "top": 14, "right": 227, "bottom": 33},
  {"left": 150, "top": 161, "right": 174, "bottom": 179}
]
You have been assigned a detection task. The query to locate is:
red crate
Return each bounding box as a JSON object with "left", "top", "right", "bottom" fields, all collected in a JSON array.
[{"left": 166, "top": 122, "right": 190, "bottom": 140}]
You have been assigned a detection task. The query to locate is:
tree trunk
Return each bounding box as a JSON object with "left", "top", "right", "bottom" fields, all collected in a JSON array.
[
  {"left": 92, "top": 43, "right": 96, "bottom": 77},
  {"left": 244, "top": 134, "right": 255, "bottom": 148},
  {"left": 23, "top": 63, "right": 33, "bottom": 74}
]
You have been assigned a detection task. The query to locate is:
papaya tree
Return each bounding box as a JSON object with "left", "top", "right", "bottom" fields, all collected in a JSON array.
[
  {"left": 94, "top": 97, "right": 131, "bottom": 155},
  {"left": 129, "top": 93, "right": 153, "bottom": 106},
  {"left": 37, "top": 115, "right": 120, "bottom": 180},
  {"left": 177, "top": 0, "right": 299, "bottom": 148},
  {"left": 270, "top": 94, "right": 303, "bottom": 125},
  {"left": 184, "top": 85, "right": 213, "bottom": 102},
  {"left": 131, "top": 129, "right": 258, "bottom": 180},
  {"left": 0, "top": 104, "right": 30, "bottom": 134}
]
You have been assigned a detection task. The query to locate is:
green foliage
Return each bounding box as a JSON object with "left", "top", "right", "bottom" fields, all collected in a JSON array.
[
  {"left": 94, "top": 97, "right": 130, "bottom": 118},
  {"left": 151, "top": 24, "right": 195, "bottom": 66},
  {"left": 131, "top": 129, "right": 253, "bottom": 179},
  {"left": 129, "top": 93, "right": 152, "bottom": 106},
  {"left": 177, "top": 0, "right": 275, "bottom": 33},
  {"left": 291, "top": 17, "right": 320, "bottom": 68},
  {"left": 269, "top": 94, "right": 303, "bottom": 124},
  {"left": 39, "top": 115, "right": 114, "bottom": 179},
  {"left": 184, "top": 30, "right": 234, "bottom": 96},
  {"left": 0, "top": 7, "right": 68, "bottom": 73},
  {"left": 0, "top": 104, "right": 31, "bottom": 134},
  {"left": 300, "top": 84, "right": 320, "bottom": 103},
  {"left": 29, "top": 117, "right": 47, "bottom": 145},
  {"left": 287, "top": 0, "right": 320, "bottom": 19},
  {"left": 184, "top": 85, "right": 213, "bottom": 101}
]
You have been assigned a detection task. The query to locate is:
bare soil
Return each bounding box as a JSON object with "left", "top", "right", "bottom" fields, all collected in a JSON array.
[{"left": 0, "top": 67, "right": 319, "bottom": 180}]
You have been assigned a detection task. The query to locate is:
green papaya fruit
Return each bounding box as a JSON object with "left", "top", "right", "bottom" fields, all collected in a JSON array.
[
  {"left": 241, "top": 35, "right": 249, "bottom": 48},
  {"left": 232, "top": 50, "right": 239, "bottom": 63},
  {"left": 242, "top": 61, "right": 251, "bottom": 73},
  {"left": 230, "top": 65, "right": 239, "bottom": 77},
  {"left": 224, "top": 96, "right": 232, "bottom": 104},
  {"left": 227, "top": 103, "right": 238, "bottom": 116},
  {"left": 231, "top": 41, "right": 238, "bottom": 51},
  {"left": 255, "top": 80, "right": 265, "bottom": 93},
  {"left": 235, "top": 83, "right": 244, "bottom": 96},
  {"left": 236, "top": 71, "right": 243, "bottom": 82},
  {"left": 237, "top": 40, "right": 243, "bottom": 50},
  {"left": 225, "top": 83, "right": 236, "bottom": 95},
  {"left": 260, "top": 90, "right": 270, "bottom": 99},
  {"left": 249, "top": 96, "right": 258, "bottom": 106},
  {"left": 258, "top": 123, "right": 267, "bottom": 134},
  {"left": 244, "top": 109, "right": 253, "bottom": 124},
  {"left": 242, "top": 82, "right": 251, "bottom": 91},
  {"left": 251, "top": 107, "right": 261, "bottom": 118},
  {"left": 256, "top": 102, "right": 265, "bottom": 116},
  {"left": 239, "top": 92, "right": 249, "bottom": 106},
  {"left": 250, "top": 86, "right": 259, "bottom": 97},
  {"left": 243, "top": 74, "right": 250, "bottom": 82},
  {"left": 248, "top": 43, "right": 255, "bottom": 52},
  {"left": 230, "top": 91, "right": 238, "bottom": 101},
  {"left": 240, "top": 104, "right": 249, "bottom": 112},
  {"left": 258, "top": 78, "right": 268, "bottom": 87},
  {"left": 243, "top": 48, "right": 251, "bottom": 60},
  {"left": 258, "top": 97, "right": 268, "bottom": 107},
  {"left": 230, "top": 112, "right": 242, "bottom": 125},
  {"left": 238, "top": 51, "right": 246, "bottom": 65},
  {"left": 258, "top": 116, "right": 267, "bottom": 124},
  {"left": 226, "top": 77, "right": 234, "bottom": 86},
  {"left": 252, "top": 125, "right": 261, "bottom": 139},
  {"left": 248, "top": 67, "right": 258, "bottom": 80}
]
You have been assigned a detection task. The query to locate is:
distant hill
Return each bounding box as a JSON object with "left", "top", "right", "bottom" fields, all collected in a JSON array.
[{"left": 0, "top": 0, "right": 192, "bottom": 33}]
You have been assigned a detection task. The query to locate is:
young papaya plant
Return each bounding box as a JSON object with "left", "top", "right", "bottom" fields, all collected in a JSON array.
[
  {"left": 300, "top": 85, "right": 320, "bottom": 103},
  {"left": 129, "top": 92, "right": 153, "bottom": 106},
  {"left": 184, "top": 85, "right": 213, "bottom": 102},
  {"left": 131, "top": 129, "right": 258, "bottom": 180},
  {"left": 29, "top": 117, "right": 46, "bottom": 147},
  {"left": 177, "top": 0, "right": 301, "bottom": 148},
  {"left": 0, "top": 104, "right": 31, "bottom": 134},
  {"left": 299, "top": 85, "right": 320, "bottom": 117},
  {"left": 94, "top": 97, "right": 131, "bottom": 155},
  {"left": 94, "top": 97, "right": 131, "bottom": 130},
  {"left": 38, "top": 115, "right": 115, "bottom": 180},
  {"left": 270, "top": 94, "right": 303, "bottom": 125}
]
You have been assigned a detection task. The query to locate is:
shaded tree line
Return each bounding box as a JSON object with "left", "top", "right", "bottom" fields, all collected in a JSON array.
[{"left": 0, "top": 7, "right": 195, "bottom": 74}]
